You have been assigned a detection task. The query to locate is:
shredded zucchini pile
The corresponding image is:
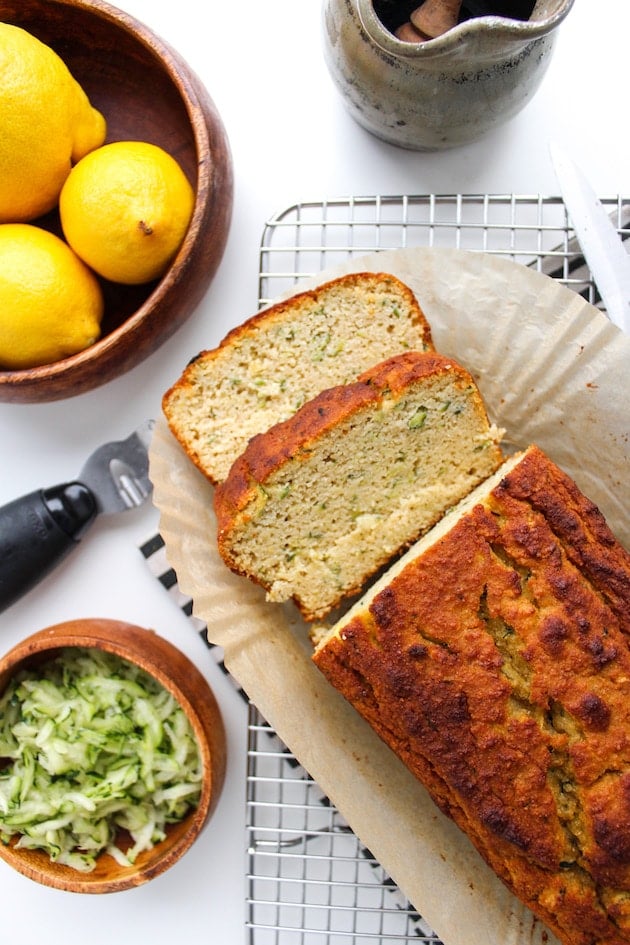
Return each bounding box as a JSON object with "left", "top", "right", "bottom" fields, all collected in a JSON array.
[{"left": 0, "top": 647, "right": 202, "bottom": 872}]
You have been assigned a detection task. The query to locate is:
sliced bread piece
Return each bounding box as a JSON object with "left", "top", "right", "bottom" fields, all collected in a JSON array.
[
  {"left": 214, "top": 350, "right": 504, "bottom": 621},
  {"left": 312, "top": 444, "right": 630, "bottom": 945},
  {"left": 162, "top": 272, "right": 433, "bottom": 484}
]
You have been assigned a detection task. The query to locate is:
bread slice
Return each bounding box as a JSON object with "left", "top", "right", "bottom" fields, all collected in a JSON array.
[
  {"left": 313, "top": 445, "right": 630, "bottom": 945},
  {"left": 162, "top": 272, "right": 433, "bottom": 485},
  {"left": 214, "top": 350, "right": 504, "bottom": 621}
]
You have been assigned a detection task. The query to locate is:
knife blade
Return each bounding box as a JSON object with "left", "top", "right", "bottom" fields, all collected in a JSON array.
[
  {"left": 0, "top": 419, "right": 155, "bottom": 613},
  {"left": 550, "top": 142, "right": 630, "bottom": 334}
]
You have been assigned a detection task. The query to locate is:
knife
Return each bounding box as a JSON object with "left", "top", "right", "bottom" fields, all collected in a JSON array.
[
  {"left": 550, "top": 142, "right": 630, "bottom": 334},
  {"left": 0, "top": 419, "right": 155, "bottom": 613}
]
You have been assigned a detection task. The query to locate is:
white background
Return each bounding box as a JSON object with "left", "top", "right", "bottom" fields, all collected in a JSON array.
[{"left": 0, "top": 1, "right": 628, "bottom": 942}]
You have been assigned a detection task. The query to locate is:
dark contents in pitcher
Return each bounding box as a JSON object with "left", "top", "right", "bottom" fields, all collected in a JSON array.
[{"left": 374, "top": 0, "right": 536, "bottom": 36}]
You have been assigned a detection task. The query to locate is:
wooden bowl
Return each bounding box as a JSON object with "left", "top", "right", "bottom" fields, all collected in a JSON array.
[
  {"left": 0, "top": 0, "right": 233, "bottom": 403},
  {"left": 0, "top": 619, "right": 227, "bottom": 893}
]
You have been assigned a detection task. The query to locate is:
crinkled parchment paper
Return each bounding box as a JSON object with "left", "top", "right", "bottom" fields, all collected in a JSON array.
[{"left": 151, "top": 248, "right": 629, "bottom": 945}]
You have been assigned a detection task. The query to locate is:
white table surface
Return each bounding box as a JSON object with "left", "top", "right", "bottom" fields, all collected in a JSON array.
[{"left": 0, "top": 1, "right": 628, "bottom": 942}]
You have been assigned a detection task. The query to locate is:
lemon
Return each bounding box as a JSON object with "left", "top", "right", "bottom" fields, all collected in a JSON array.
[
  {"left": 59, "top": 141, "right": 195, "bottom": 285},
  {"left": 0, "top": 24, "right": 106, "bottom": 223},
  {"left": 0, "top": 224, "right": 104, "bottom": 370}
]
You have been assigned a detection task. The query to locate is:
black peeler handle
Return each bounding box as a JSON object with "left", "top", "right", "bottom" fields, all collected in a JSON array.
[{"left": 0, "top": 483, "right": 97, "bottom": 614}]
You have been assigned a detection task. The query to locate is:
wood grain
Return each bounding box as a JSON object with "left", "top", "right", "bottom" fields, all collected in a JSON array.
[
  {"left": 0, "top": 618, "right": 227, "bottom": 893},
  {"left": 0, "top": 0, "right": 233, "bottom": 402}
]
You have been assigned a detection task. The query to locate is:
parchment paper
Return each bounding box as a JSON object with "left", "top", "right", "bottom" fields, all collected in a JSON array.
[{"left": 151, "top": 248, "right": 630, "bottom": 945}]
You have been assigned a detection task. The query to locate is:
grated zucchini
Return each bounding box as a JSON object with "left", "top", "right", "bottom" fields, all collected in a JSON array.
[{"left": 0, "top": 647, "right": 202, "bottom": 873}]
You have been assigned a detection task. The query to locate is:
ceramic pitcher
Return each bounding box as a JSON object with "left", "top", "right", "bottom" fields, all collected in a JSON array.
[{"left": 322, "top": 0, "right": 574, "bottom": 150}]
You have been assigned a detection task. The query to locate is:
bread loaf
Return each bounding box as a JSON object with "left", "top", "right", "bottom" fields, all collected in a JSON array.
[
  {"left": 313, "top": 445, "right": 630, "bottom": 945},
  {"left": 162, "top": 272, "right": 433, "bottom": 485},
  {"left": 214, "top": 350, "right": 504, "bottom": 621}
]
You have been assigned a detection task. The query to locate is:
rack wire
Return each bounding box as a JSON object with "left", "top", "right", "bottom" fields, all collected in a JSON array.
[
  {"left": 246, "top": 707, "right": 437, "bottom": 945},
  {"left": 245, "top": 193, "right": 629, "bottom": 945},
  {"left": 256, "top": 193, "right": 630, "bottom": 310}
]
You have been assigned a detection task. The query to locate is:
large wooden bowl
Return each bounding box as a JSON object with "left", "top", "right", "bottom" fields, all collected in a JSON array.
[
  {"left": 0, "top": 0, "right": 233, "bottom": 403},
  {"left": 0, "top": 619, "right": 227, "bottom": 893}
]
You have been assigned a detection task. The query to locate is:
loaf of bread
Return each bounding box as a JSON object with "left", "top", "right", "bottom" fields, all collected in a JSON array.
[
  {"left": 313, "top": 445, "right": 630, "bottom": 945},
  {"left": 214, "top": 350, "right": 504, "bottom": 621},
  {"left": 162, "top": 271, "right": 434, "bottom": 485}
]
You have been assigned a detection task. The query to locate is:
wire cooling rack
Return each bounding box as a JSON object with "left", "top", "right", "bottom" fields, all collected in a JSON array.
[
  {"left": 256, "top": 193, "right": 630, "bottom": 311},
  {"left": 245, "top": 194, "right": 629, "bottom": 945}
]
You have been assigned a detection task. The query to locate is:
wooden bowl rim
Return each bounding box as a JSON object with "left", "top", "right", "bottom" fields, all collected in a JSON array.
[
  {"left": 0, "top": 618, "right": 226, "bottom": 893},
  {"left": 0, "top": 0, "right": 232, "bottom": 397}
]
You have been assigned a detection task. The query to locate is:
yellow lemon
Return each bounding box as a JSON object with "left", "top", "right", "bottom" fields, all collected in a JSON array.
[
  {"left": 0, "top": 224, "right": 104, "bottom": 370},
  {"left": 0, "top": 24, "right": 106, "bottom": 223},
  {"left": 59, "top": 141, "right": 195, "bottom": 285}
]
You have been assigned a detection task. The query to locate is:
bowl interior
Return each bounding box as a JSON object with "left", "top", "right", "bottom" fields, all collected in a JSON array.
[
  {"left": 0, "top": 619, "right": 227, "bottom": 893},
  {"left": 0, "top": 0, "right": 233, "bottom": 401},
  {"left": 0, "top": 0, "right": 198, "bottom": 337}
]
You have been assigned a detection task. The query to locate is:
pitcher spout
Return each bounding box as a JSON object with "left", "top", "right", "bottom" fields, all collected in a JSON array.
[
  {"left": 322, "top": 0, "right": 575, "bottom": 149},
  {"left": 356, "top": 0, "right": 575, "bottom": 62}
]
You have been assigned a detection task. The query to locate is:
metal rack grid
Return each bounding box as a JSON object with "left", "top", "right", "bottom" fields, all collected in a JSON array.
[
  {"left": 246, "top": 706, "right": 437, "bottom": 945},
  {"left": 245, "top": 193, "right": 629, "bottom": 945},
  {"left": 256, "top": 193, "right": 630, "bottom": 311}
]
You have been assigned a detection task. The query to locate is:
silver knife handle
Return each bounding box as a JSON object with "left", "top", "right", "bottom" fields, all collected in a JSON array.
[{"left": 0, "top": 484, "right": 97, "bottom": 613}]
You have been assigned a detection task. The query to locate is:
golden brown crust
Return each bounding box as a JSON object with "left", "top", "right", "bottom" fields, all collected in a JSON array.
[
  {"left": 214, "top": 351, "right": 492, "bottom": 548},
  {"left": 214, "top": 348, "right": 504, "bottom": 621},
  {"left": 205, "top": 271, "right": 433, "bottom": 360},
  {"left": 214, "top": 351, "right": 482, "bottom": 547},
  {"left": 162, "top": 272, "right": 434, "bottom": 485},
  {"left": 313, "top": 445, "right": 630, "bottom": 945}
]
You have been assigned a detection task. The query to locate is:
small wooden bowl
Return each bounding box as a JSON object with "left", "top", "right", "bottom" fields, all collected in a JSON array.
[
  {"left": 0, "top": 619, "right": 227, "bottom": 893},
  {"left": 0, "top": 0, "right": 233, "bottom": 403}
]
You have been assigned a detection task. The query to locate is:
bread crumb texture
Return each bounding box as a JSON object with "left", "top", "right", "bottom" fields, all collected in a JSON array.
[
  {"left": 162, "top": 272, "right": 433, "bottom": 484},
  {"left": 313, "top": 444, "right": 630, "bottom": 945},
  {"left": 214, "top": 350, "right": 504, "bottom": 621}
]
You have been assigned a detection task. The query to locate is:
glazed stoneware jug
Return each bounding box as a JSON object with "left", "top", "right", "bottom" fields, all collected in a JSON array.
[{"left": 322, "top": 0, "right": 574, "bottom": 149}]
